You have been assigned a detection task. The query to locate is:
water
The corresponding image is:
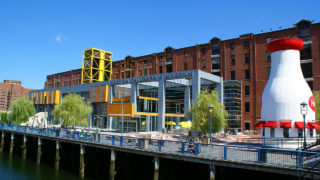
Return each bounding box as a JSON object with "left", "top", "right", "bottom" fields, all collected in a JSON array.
[{"left": 0, "top": 151, "right": 84, "bottom": 180}]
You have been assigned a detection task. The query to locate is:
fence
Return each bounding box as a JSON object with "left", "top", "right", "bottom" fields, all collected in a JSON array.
[{"left": 1, "top": 123, "right": 320, "bottom": 171}]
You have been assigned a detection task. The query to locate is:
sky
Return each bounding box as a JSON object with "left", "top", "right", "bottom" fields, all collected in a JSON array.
[{"left": 0, "top": 0, "right": 319, "bottom": 89}]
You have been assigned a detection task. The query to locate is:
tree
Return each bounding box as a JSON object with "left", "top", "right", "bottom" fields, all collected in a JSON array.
[
  {"left": 8, "top": 98, "right": 36, "bottom": 125},
  {"left": 0, "top": 112, "right": 8, "bottom": 123},
  {"left": 53, "top": 93, "right": 92, "bottom": 128},
  {"left": 314, "top": 91, "right": 320, "bottom": 121},
  {"left": 190, "top": 90, "right": 228, "bottom": 133}
]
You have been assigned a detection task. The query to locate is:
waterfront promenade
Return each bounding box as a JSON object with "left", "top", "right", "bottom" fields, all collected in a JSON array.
[{"left": 1, "top": 123, "right": 320, "bottom": 179}]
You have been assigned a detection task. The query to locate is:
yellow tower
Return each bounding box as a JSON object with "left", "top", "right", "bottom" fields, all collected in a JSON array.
[{"left": 81, "top": 48, "right": 112, "bottom": 84}]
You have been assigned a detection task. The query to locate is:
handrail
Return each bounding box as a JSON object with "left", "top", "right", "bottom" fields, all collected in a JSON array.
[{"left": 0, "top": 123, "right": 320, "bottom": 170}]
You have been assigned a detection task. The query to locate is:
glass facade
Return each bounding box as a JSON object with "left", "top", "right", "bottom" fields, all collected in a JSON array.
[{"left": 224, "top": 80, "right": 242, "bottom": 132}]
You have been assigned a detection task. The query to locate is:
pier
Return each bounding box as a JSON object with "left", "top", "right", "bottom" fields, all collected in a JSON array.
[{"left": 0, "top": 124, "right": 320, "bottom": 179}]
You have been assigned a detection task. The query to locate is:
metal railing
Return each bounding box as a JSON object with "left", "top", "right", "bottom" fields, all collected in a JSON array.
[{"left": 1, "top": 123, "right": 320, "bottom": 171}]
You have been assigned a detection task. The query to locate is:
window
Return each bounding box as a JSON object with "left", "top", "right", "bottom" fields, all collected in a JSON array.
[
  {"left": 144, "top": 60, "right": 147, "bottom": 64},
  {"left": 230, "top": 43, "right": 235, "bottom": 50},
  {"left": 184, "top": 62, "right": 188, "bottom": 70},
  {"left": 159, "top": 55, "right": 163, "bottom": 61},
  {"left": 230, "top": 55, "right": 235, "bottom": 66},
  {"left": 201, "top": 48, "right": 206, "bottom": 55},
  {"left": 144, "top": 68, "right": 147, "bottom": 75},
  {"left": 121, "top": 72, "right": 124, "bottom": 78},
  {"left": 245, "top": 102, "right": 250, "bottom": 112},
  {"left": 300, "top": 44, "right": 312, "bottom": 60},
  {"left": 131, "top": 62, "right": 135, "bottom": 67},
  {"left": 131, "top": 70, "right": 135, "bottom": 77},
  {"left": 184, "top": 51, "right": 188, "bottom": 57},
  {"left": 270, "top": 128, "right": 275, "bottom": 137},
  {"left": 201, "top": 59, "right": 206, "bottom": 69},
  {"left": 267, "top": 67, "right": 271, "bottom": 79},
  {"left": 245, "top": 69, "right": 250, "bottom": 80},
  {"left": 245, "top": 122, "right": 250, "bottom": 130},
  {"left": 301, "top": 63, "right": 313, "bottom": 78},
  {"left": 230, "top": 71, "right": 235, "bottom": 80},
  {"left": 267, "top": 51, "right": 271, "bottom": 61},
  {"left": 266, "top": 38, "right": 272, "bottom": 43},
  {"left": 245, "top": 53, "right": 250, "bottom": 64},
  {"left": 310, "top": 129, "right": 314, "bottom": 138},
  {"left": 244, "top": 40, "right": 250, "bottom": 48},
  {"left": 166, "top": 64, "right": 172, "bottom": 73},
  {"left": 298, "top": 129, "right": 303, "bottom": 138},
  {"left": 283, "top": 128, "right": 289, "bottom": 138},
  {"left": 121, "top": 63, "right": 124, "bottom": 68},
  {"left": 245, "top": 85, "right": 250, "bottom": 96},
  {"left": 159, "top": 66, "right": 163, "bottom": 73}
]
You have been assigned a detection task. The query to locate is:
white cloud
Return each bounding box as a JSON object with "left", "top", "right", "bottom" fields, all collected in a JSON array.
[{"left": 55, "top": 34, "right": 69, "bottom": 43}]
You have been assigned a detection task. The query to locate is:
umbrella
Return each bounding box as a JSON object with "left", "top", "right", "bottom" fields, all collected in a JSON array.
[
  {"left": 179, "top": 121, "right": 192, "bottom": 128},
  {"left": 165, "top": 121, "right": 176, "bottom": 125}
]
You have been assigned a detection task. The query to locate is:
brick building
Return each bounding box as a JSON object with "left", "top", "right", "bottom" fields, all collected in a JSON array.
[
  {"left": 0, "top": 80, "right": 33, "bottom": 111},
  {"left": 44, "top": 20, "right": 320, "bottom": 132}
]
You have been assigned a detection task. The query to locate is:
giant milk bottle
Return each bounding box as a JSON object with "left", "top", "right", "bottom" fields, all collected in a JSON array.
[{"left": 261, "top": 38, "right": 315, "bottom": 138}]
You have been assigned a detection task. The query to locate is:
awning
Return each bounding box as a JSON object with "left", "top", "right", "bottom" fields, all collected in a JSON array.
[
  {"left": 280, "top": 121, "right": 292, "bottom": 128},
  {"left": 308, "top": 122, "right": 320, "bottom": 129},
  {"left": 295, "top": 122, "right": 310, "bottom": 129},
  {"left": 255, "top": 121, "right": 265, "bottom": 127},
  {"left": 264, "top": 121, "right": 277, "bottom": 128}
]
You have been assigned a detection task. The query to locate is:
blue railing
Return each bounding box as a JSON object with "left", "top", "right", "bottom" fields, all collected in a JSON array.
[{"left": 0, "top": 123, "right": 320, "bottom": 171}]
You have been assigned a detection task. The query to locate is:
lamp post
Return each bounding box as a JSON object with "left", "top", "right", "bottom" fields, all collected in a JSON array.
[
  {"left": 300, "top": 102, "right": 308, "bottom": 150},
  {"left": 208, "top": 105, "right": 214, "bottom": 143}
]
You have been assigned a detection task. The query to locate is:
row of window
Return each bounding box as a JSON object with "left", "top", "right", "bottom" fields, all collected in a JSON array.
[
  {"left": 230, "top": 70, "right": 250, "bottom": 80},
  {"left": 229, "top": 40, "right": 250, "bottom": 50}
]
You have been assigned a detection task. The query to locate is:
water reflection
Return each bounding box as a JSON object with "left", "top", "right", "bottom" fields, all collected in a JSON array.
[{"left": 0, "top": 151, "right": 88, "bottom": 180}]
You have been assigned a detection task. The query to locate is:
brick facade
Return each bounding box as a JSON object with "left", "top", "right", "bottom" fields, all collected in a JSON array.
[
  {"left": 44, "top": 20, "right": 320, "bottom": 131},
  {"left": 0, "top": 80, "right": 33, "bottom": 111}
]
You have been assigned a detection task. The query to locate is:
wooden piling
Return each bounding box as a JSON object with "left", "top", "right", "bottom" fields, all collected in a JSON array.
[
  {"left": 22, "top": 135, "right": 27, "bottom": 160},
  {"left": 109, "top": 149, "right": 116, "bottom": 180},
  {"left": 0, "top": 133, "right": 5, "bottom": 152},
  {"left": 55, "top": 141, "right": 60, "bottom": 171},
  {"left": 79, "top": 145, "right": 85, "bottom": 179},
  {"left": 154, "top": 157, "right": 159, "bottom": 180},
  {"left": 210, "top": 164, "right": 216, "bottom": 180},
  {"left": 37, "top": 137, "right": 41, "bottom": 164},
  {"left": 9, "top": 133, "right": 14, "bottom": 155}
]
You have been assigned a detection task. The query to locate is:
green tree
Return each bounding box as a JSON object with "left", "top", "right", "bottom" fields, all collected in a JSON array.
[
  {"left": 190, "top": 90, "right": 228, "bottom": 133},
  {"left": 314, "top": 91, "right": 320, "bottom": 121},
  {"left": 8, "top": 98, "right": 36, "bottom": 125},
  {"left": 0, "top": 112, "right": 8, "bottom": 123},
  {"left": 53, "top": 94, "right": 92, "bottom": 128}
]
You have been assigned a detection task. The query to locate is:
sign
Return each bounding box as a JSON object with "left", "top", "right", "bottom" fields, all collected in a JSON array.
[{"left": 309, "top": 96, "right": 315, "bottom": 112}]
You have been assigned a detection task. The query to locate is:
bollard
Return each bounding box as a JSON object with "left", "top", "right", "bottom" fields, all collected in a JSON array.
[
  {"left": 37, "top": 137, "right": 41, "bottom": 164},
  {"left": 210, "top": 164, "right": 216, "bottom": 180},
  {"left": 9, "top": 133, "right": 14, "bottom": 155},
  {"left": 22, "top": 135, "right": 27, "bottom": 160},
  {"left": 55, "top": 141, "right": 60, "bottom": 171},
  {"left": 154, "top": 157, "right": 159, "bottom": 180},
  {"left": 0, "top": 133, "right": 5, "bottom": 152},
  {"left": 110, "top": 149, "right": 116, "bottom": 180},
  {"left": 79, "top": 145, "right": 85, "bottom": 179}
]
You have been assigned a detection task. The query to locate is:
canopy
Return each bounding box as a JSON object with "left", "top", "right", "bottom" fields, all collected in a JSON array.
[
  {"left": 264, "top": 121, "right": 277, "bottom": 128},
  {"left": 255, "top": 121, "right": 265, "bottom": 127},
  {"left": 308, "top": 122, "right": 320, "bottom": 129},
  {"left": 165, "top": 121, "right": 176, "bottom": 126},
  {"left": 295, "top": 122, "right": 310, "bottom": 129},
  {"left": 179, "top": 121, "right": 192, "bottom": 128},
  {"left": 280, "top": 121, "right": 292, "bottom": 128}
]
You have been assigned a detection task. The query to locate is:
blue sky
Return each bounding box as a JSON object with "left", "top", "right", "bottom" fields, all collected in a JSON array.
[{"left": 0, "top": 0, "right": 319, "bottom": 89}]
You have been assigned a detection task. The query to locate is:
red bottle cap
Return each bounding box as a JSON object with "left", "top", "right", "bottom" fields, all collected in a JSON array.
[{"left": 267, "top": 38, "right": 303, "bottom": 54}]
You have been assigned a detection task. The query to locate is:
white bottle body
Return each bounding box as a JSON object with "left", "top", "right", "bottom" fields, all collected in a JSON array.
[{"left": 261, "top": 50, "right": 315, "bottom": 137}]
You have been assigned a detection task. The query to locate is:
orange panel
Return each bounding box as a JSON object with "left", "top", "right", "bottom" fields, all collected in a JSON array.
[
  {"left": 53, "top": 90, "right": 60, "bottom": 104},
  {"left": 108, "top": 103, "right": 134, "bottom": 117},
  {"left": 42, "top": 92, "right": 47, "bottom": 104},
  {"left": 96, "top": 86, "right": 100, "bottom": 102},
  {"left": 90, "top": 87, "right": 93, "bottom": 102},
  {"left": 112, "top": 96, "right": 131, "bottom": 102},
  {"left": 102, "top": 85, "right": 108, "bottom": 102}
]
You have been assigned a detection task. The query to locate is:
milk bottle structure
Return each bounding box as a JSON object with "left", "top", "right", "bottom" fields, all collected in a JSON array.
[{"left": 260, "top": 38, "right": 316, "bottom": 139}]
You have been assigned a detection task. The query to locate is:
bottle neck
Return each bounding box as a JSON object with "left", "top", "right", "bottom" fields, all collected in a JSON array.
[{"left": 270, "top": 50, "right": 303, "bottom": 79}]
